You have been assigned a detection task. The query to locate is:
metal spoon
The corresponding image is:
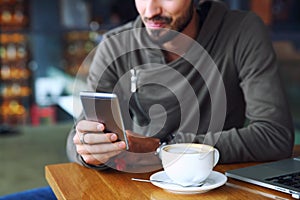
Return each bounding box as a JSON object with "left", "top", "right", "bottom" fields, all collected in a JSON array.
[{"left": 131, "top": 178, "right": 204, "bottom": 187}]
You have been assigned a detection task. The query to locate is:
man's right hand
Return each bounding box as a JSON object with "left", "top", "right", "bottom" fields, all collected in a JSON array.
[{"left": 73, "top": 120, "right": 127, "bottom": 166}]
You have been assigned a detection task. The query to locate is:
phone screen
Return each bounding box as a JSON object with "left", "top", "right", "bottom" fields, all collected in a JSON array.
[{"left": 80, "top": 91, "right": 129, "bottom": 150}]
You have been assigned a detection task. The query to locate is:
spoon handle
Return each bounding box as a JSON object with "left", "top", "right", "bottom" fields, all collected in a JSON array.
[
  {"left": 131, "top": 178, "right": 203, "bottom": 187},
  {"left": 131, "top": 178, "right": 163, "bottom": 184}
]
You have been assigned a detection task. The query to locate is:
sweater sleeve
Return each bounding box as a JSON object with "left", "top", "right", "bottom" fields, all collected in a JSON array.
[{"left": 208, "top": 12, "right": 294, "bottom": 163}]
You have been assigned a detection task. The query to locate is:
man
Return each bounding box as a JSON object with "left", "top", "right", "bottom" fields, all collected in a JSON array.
[{"left": 67, "top": 0, "right": 294, "bottom": 171}]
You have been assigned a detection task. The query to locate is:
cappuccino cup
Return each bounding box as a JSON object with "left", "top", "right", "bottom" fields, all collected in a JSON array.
[{"left": 161, "top": 143, "right": 219, "bottom": 186}]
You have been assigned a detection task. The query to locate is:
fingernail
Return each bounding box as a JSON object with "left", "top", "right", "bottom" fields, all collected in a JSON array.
[
  {"left": 111, "top": 134, "right": 117, "bottom": 141},
  {"left": 118, "top": 142, "right": 126, "bottom": 149},
  {"left": 97, "top": 124, "right": 104, "bottom": 131}
]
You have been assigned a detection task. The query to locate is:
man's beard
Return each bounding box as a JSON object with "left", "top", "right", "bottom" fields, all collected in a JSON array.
[{"left": 145, "top": 3, "right": 194, "bottom": 44}]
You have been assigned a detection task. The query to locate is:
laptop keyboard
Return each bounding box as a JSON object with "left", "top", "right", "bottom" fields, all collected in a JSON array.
[{"left": 265, "top": 172, "right": 300, "bottom": 189}]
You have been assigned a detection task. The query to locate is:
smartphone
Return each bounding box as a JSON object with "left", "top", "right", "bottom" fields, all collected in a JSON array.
[{"left": 80, "top": 91, "right": 129, "bottom": 150}]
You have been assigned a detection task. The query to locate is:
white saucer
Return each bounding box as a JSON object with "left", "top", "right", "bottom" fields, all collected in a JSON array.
[{"left": 150, "top": 171, "right": 227, "bottom": 194}]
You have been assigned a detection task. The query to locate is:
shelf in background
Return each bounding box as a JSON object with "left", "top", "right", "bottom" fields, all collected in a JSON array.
[{"left": 271, "top": 30, "right": 300, "bottom": 49}]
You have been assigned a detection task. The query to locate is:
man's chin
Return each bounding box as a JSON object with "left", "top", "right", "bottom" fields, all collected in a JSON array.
[
  {"left": 147, "top": 29, "right": 179, "bottom": 44},
  {"left": 147, "top": 28, "right": 164, "bottom": 38}
]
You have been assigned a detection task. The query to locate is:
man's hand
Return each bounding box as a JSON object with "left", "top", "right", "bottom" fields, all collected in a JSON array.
[
  {"left": 73, "top": 120, "right": 161, "bottom": 167},
  {"left": 73, "top": 120, "right": 127, "bottom": 165}
]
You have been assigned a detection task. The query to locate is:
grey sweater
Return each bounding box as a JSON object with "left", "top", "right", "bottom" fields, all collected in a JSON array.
[{"left": 67, "top": 1, "right": 294, "bottom": 167}]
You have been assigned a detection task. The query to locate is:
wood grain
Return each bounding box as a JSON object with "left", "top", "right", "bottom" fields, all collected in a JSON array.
[{"left": 45, "top": 145, "right": 300, "bottom": 200}]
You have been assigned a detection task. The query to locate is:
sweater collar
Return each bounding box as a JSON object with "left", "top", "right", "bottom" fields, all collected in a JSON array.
[{"left": 197, "top": 1, "right": 229, "bottom": 47}]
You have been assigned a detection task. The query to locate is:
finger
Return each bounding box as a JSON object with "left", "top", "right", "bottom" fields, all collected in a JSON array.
[
  {"left": 76, "top": 141, "right": 126, "bottom": 155},
  {"left": 81, "top": 151, "right": 122, "bottom": 165},
  {"left": 76, "top": 120, "right": 105, "bottom": 133},
  {"left": 73, "top": 133, "right": 118, "bottom": 145},
  {"left": 81, "top": 133, "right": 119, "bottom": 144}
]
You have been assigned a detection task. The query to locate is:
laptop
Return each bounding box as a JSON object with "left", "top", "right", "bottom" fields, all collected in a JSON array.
[{"left": 225, "top": 157, "right": 300, "bottom": 199}]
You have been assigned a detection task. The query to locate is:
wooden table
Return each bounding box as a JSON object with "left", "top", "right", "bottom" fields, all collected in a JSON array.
[{"left": 46, "top": 145, "right": 300, "bottom": 200}]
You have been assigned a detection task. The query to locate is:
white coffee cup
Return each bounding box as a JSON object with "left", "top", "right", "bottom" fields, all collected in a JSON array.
[{"left": 161, "top": 143, "right": 219, "bottom": 186}]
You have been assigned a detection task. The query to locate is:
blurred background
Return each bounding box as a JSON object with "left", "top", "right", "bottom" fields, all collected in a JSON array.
[{"left": 0, "top": 0, "right": 300, "bottom": 196}]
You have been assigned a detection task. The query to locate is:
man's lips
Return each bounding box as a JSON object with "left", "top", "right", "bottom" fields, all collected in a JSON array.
[
  {"left": 146, "top": 21, "right": 167, "bottom": 29},
  {"left": 145, "top": 21, "right": 167, "bottom": 29},
  {"left": 144, "top": 16, "right": 172, "bottom": 29}
]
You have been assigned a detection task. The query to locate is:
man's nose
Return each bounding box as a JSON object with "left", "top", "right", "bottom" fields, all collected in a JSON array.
[{"left": 144, "top": 0, "right": 162, "bottom": 18}]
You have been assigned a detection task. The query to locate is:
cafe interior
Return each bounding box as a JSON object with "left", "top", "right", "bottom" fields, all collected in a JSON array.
[{"left": 1, "top": 0, "right": 300, "bottom": 198}]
